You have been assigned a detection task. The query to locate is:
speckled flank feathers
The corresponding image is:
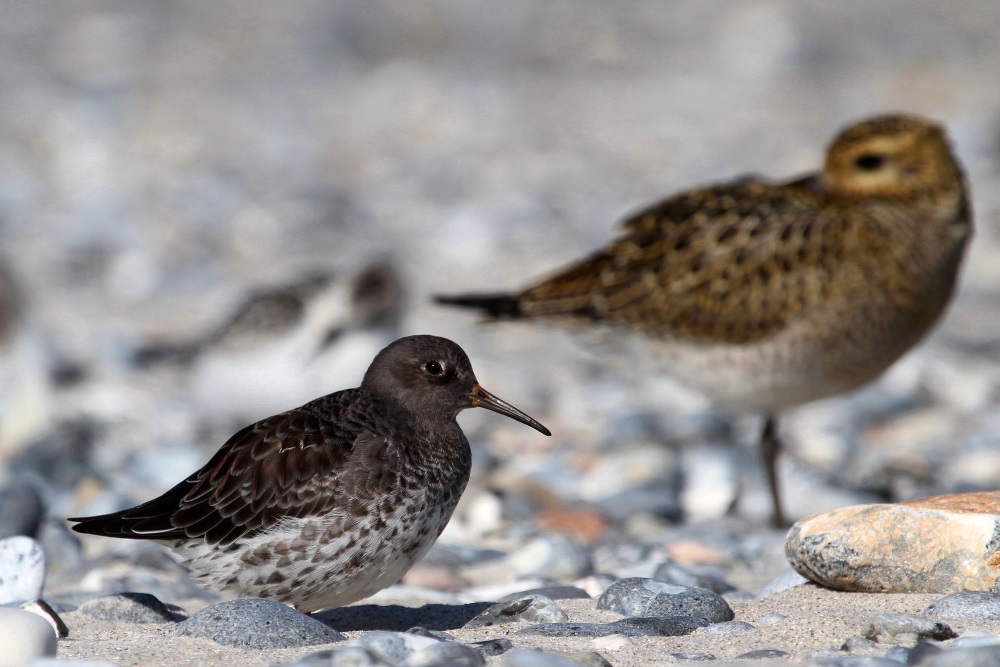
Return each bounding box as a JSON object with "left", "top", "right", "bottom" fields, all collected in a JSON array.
[
  {"left": 437, "top": 114, "right": 972, "bottom": 526},
  {"left": 69, "top": 335, "right": 550, "bottom": 613}
]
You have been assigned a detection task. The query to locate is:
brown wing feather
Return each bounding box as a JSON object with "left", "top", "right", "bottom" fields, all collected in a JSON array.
[
  {"left": 516, "top": 180, "right": 844, "bottom": 344},
  {"left": 69, "top": 389, "right": 375, "bottom": 547}
]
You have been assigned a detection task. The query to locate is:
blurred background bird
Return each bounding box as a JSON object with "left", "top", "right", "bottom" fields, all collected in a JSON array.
[{"left": 437, "top": 114, "right": 972, "bottom": 526}]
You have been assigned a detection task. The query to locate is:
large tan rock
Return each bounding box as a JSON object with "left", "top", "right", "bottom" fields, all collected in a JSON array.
[{"left": 785, "top": 491, "right": 1000, "bottom": 593}]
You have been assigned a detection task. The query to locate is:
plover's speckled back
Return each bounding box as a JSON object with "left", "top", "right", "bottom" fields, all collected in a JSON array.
[
  {"left": 437, "top": 114, "right": 972, "bottom": 526},
  {"left": 70, "top": 335, "right": 550, "bottom": 612}
]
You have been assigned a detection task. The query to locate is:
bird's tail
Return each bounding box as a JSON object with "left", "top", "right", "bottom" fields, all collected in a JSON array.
[{"left": 433, "top": 293, "right": 524, "bottom": 320}]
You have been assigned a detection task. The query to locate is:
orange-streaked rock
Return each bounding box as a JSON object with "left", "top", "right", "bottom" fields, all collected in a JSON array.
[{"left": 785, "top": 492, "right": 1000, "bottom": 593}]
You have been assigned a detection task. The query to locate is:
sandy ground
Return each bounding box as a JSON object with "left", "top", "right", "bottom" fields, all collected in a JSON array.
[{"left": 52, "top": 586, "right": 987, "bottom": 666}]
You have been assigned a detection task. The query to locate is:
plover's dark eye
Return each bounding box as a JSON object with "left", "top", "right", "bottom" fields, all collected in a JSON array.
[
  {"left": 854, "top": 153, "right": 885, "bottom": 171},
  {"left": 424, "top": 360, "right": 444, "bottom": 375}
]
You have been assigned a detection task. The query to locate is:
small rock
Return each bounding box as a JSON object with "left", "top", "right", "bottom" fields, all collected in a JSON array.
[
  {"left": 500, "top": 648, "right": 605, "bottom": 667},
  {"left": 19, "top": 599, "right": 69, "bottom": 638},
  {"left": 757, "top": 567, "right": 810, "bottom": 597},
  {"left": 914, "top": 645, "right": 1000, "bottom": 666},
  {"left": 0, "top": 535, "right": 45, "bottom": 604},
  {"left": 0, "top": 607, "right": 56, "bottom": 665},
  {"left": 701, "top": 620, "right": 756, "bottom": 634},
  {"left": 882, "top": 646, "right": 910, "bottom": 662},
  {"left": 515, "top": 616, "right": 708, "bottom": 638},
  {"left": 273, "top": 647, "right": 391, "bottom": 667},
  {"left": 352, "top": 630, "right": 448, "bottom": 665},
  {"left": 787, "top": 492, "right": 1000, "bottom": 593},
  {"left": 407, "top": 641, "right": 485, "bottom": 667},
  {"left": 735, "top": 648, "right": 790, "bottom": 660},
  {"left": 555, "top": 652, "right": 613, "bottom": 667},
  {"left": 808, "top": 657, "right": 900, "bottom": 666},
  {"left": 840, "top": 636, "right": 880, "bottom": 652},
  {"left": 906, "top": 639, "right": 946, "bottom": 664},
  {"left": 507, "top": 533, "right": 593, "bottom": 580},
  {"left": 951, "top": 633, "right": 1000, "bottom": 649},
  {"left": 172, "top": 598, "right": 344, "bottom": 648},
  {"left": 36, "top": 518, "right": 85, "bottom": 576},
  {"left": 468, "top": 637, "right": 514, "bottom": 657},
  {"left": 596, "top": 578, "right": 734, "bottom": 623},
  {"left": 864, "top": 613, "right": 956, "bottom": 645},
  {"left": 464, "top": 594, "right": 568, "bottom": 628},
  {"left": 79, "top": 592, "right": 181, "bottom": 623},
  {"left": 925, "top": 591, "right": 1000, "bottom": 620},
  {"left": 0, "top": 482, "right": 44, "bottom": 539}
]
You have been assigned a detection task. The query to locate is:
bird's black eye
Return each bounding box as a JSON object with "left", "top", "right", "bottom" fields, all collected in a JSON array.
[
  {"left": 854, "top": 153, "right": 885, "bottom": 171},
  {"left": 424, "top": 360, "right": 444, "bottom": 375}
]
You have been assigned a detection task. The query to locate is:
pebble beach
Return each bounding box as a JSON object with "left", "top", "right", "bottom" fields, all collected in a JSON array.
[{"left": 2, "top": 2, "right": 1000, "bottom": 665}]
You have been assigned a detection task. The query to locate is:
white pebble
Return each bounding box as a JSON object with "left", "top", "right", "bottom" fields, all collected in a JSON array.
[
  {"left": 0, "top": 608, "right": 56, "bottom": 666},
  {"left": 593, "top": 634, "right": 632, "bottom": 650},
  {"left": 0, "top": 536, "right": 46, "bottom": 604}
]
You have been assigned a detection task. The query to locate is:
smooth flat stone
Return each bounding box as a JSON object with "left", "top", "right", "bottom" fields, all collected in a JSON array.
[
  {"left": 787, "top": 492, "right": 1000, "bottom": 593},
  {"left": 596, "top": 577, "right": 734, "bottom": 623},
  {"left": 172, "top": 598, "right": 344, "bottom": 648},
  {"left": 925, "top": 591, "right": 1000, "bottom": 620}
]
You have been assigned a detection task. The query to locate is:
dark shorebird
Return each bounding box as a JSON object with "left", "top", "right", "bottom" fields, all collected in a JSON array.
[
  {"left": 70, "top": 335, "right": 550, "bottom": 612},
  {"left": 436, "top": 114, "right": 972, "bottom": 527}
]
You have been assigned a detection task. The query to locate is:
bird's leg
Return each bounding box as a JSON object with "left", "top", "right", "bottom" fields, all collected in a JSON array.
[{"left": 761, "top": 415, "right": 787, "bottom": 528}]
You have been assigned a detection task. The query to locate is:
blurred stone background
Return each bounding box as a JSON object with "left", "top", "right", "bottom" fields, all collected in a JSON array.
[{"left": 1, "top": 1, "right": 1000, "bottom": 588}]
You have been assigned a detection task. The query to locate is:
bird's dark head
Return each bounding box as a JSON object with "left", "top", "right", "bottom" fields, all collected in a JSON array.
[{"left": 362, "top": 335, "right": 550, "bottom": 435}]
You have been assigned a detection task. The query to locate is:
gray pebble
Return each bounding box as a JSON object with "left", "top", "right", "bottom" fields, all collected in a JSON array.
[
  {"left": 79, "top": 592, "right": 181, "bottom": 623},
  {"left": 734, "top": 649, "right": 790, "bottom": 660},
  {"left": 0, "top": 536, "right": 45, "bottom": 604},
  {"left": 882, "top": 646, "right": 910, "bottom": 663},
  {"left": 515, "top": 615, "right": 708, "bottom": 638},
  {"left": 914, "top": 645, "right": 1000, "bottom": 666},
  {"left": 0, "top": 482, "right": 44, "bottom": 539},
  {"left": 864, "top": 613, "right": 956, "bottom": 645},
  {"left": 809, "top": 657, "right": 901, "bottom": 666},
  {"left": 407, "top": 641, "right": 485, "bottom": 667},
  {"left": 757, "top": 568, "right": 810, "bottom": 597},
  {"left": 172, "top": 598, "right": 344, "bottom": 648},
  {"left": 274, "top": 647, "right": 392, "bottom": 667},
  {"left": 841, "top": 636, "right": 881, "bottom": 652},
  {"left": 596, "top": 577, "right": 734, "bottom": 623},
  {"left": 499, "top": 648, "right": 606, "bottom": 667},
  {"left": 507, "top": 534, "right": 593, "bottom": 580},
  {"left": 924, "top": 591, "right": 1000, "bottom": 620},
  {"left": 701, "top": 620, "right": 756, "bottom": 635},
  {"left": 906, "top": 639, "right": 945, "bottom": 664},
  {"left": 353, "top": 630, "right": 449, "bottom": 665},
  {"left": 35, "top": 518, "right": 84, "bottom": 576},
  {"left": 950, "top": 634, "right": 1000, "bottom": 649},
  {"left": 468, "top": 637, "right": 514, "bottom": 657},
  {"left": 464, "top": 594, "right": 567, "bottom": 628},
  {"left": 672, "top": 653, "right": 716, "bottom": 662}
]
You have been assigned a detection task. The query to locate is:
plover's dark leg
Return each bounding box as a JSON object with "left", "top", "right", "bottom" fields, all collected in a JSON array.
[{"left": 760, "top": 415, "right": 786, "bottom": 528}]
